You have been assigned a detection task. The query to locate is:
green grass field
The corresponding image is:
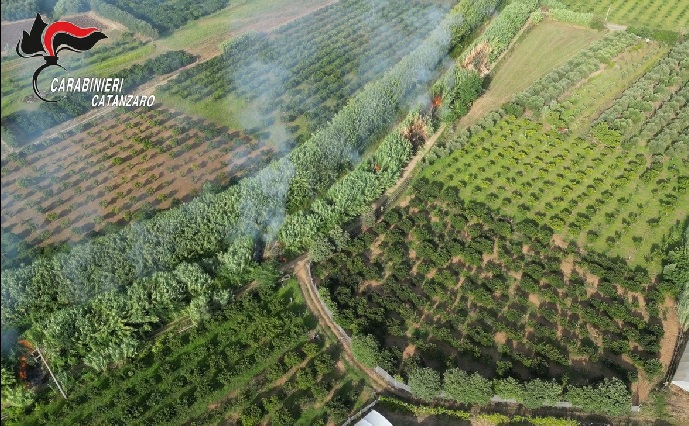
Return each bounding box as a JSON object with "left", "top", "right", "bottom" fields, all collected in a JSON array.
[
  {"left": 460, "top": 18, "right": 603, "bottom": 125},
  {"left": 560, "top": 0, "right": 689, "bottom": 31}
]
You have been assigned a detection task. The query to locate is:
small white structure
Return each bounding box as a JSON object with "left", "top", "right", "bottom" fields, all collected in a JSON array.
[
  {"left": 672, "top": 342, "right": 689, "bottom": 392},
  {"left": 354, "top": 410, "right": 393, "bottom": 426}
]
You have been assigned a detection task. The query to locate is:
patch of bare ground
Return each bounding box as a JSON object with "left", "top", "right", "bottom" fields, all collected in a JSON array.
[
  {"left": 667, "top": 385, "right": 689, "bottom": 424},
  {"left": 528, "top": 293, "right": 541, "bottom": 308},
  {"left": 560, "top": 255, "right": 574, "bottom": 280},
  {"left": 360, "top": 279, "right": 383, "bottom": 291},
  {"left": 402, "top": 344, "right": 417, "bottom": 360},
  {"left": 398, "top": 195, "right": 412, "bottom": 208},
  {"left": 494, "top": 332, "right": 507, "bottom": 345},
  {"left": 369, "top": 234, "right": 384, "bottom": 257},
  {"left": 481, "top": 242, "right": 499, "bottom": 265},
  {"left": 552, "top": 233, "right": 568, "bottom": 249}
]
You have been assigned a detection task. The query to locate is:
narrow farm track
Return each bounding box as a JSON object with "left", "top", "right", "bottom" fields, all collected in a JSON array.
[{"left": 293, "top": 259, "right": 397, "bottom": 395}]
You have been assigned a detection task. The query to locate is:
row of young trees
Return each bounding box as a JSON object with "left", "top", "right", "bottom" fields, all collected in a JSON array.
[
  {"left": 463, "top": 0, "right": 539, "bottom": 63},
  {"left": 512, "top": 31, "right": 637, "bottom": 114},
  {"left": 595, "top": 39, "right": 689, "bottom": 144},
  {"left": 278, "top": 112, "right": 421, "bottom": 252},
  {"left": 163, "top": 0, "right": 450, "bottom": 136},
  {"left": 406, "top": 367, "right": 631, "bottom": 416},
  {"left": 99, "top": 0, "right": 227, "bottom": 34},
  {"left": 89, "top": 0, "right": 158, "bottom": 38},
  {"left": 541, "top": 1, "right": 602, "bottom": 28},
  {"left": 378, "top": 396, "right": 578, "bottom": 426},
  {"left": 1, "top": 50, "right": 195, "bottom": 145}
]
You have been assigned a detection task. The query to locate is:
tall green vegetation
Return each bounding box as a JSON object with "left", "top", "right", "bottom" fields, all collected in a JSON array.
[
  {"left": 443, "top": 369, "right": 493, "bottom": 405},
  {"left": 565, "top": 378, "right": 634, "bottom": 416},
  {"left": 12, "top": 278, "right": 373, "bottom": 425},
  {"left": 89, "top": 0, "right": 159, "bottom": 37},
  {"left": 408, "top": 367, "right": 442, "bottom": 401},
  {"left": 435, "top": 0, "right": 538, "bottom": 122},
  {"left": 351, "top": 334, "right": 381, "bottom": 368},
  {"left": 663, "top": 224, "right": 689, "bottom": 329},
  {"left": 98, "top": 0, "right": 227, "bottom": 34}
]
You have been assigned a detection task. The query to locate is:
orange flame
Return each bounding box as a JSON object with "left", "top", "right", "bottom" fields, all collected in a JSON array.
[
  {"left": 432, "top": 95, "right": 442, "bottom": 108},
  {"left": 374, "top": 164, "right": 380, "bottom": 173},
  {"left": 18, "top": 340, "right": 33, "bottom": 387},
  {"left": 19, "top": 339, "right": 34, "bottom": 350}
]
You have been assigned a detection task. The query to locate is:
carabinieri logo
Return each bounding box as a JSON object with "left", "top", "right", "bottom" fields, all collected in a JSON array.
[{"left": 16, "top": 13, "right": 107, "bottom": 102}]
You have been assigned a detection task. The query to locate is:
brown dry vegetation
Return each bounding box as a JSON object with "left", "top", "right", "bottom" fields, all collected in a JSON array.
[{"left": 1, "top": 106, "right": 275, "bottom": 247}]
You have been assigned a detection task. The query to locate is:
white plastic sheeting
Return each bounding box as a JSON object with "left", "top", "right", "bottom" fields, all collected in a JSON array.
[{"left": 354, "top": 410, "right": 393, "bottom": 426}]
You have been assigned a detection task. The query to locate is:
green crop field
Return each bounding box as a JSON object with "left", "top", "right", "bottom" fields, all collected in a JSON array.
[
  {"left": 559, "top": 0, "right": 689, "bottom": 31},
  {"left": 158, "top": 0, "right": 336, "bottom": 57},
  {"left": 422, "top": 115, "right": 687, "bottom": 272},
  {"left": 158, "top": 0, "right": 452, "bottom": 143},
  {"left": 310, "top": 29, "right": 688, "bottom": 409},
  {"left": 16, "top": 277, "right": 376, "bottom": 425},
  {"left": 430, "top": 38, "right": 689, "bottom": 273},
  {"left": 461, "top": 18, "right": 603, "bottom": 125}
]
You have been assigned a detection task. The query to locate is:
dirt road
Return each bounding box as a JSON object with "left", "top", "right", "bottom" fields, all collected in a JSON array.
[{"left": 293, "top": 259, "right": 399, "bottom": 394}]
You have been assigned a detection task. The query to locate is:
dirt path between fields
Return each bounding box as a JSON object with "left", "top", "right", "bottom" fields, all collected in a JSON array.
[
  {"left": 606, "top": 23, "right": 628, "bottom": 31},
  {"left": 293, "top": 259, "right": 398, "bottom": 394},
  {"left": 372, "top": 123, "right": 446, "bottom": 213}
]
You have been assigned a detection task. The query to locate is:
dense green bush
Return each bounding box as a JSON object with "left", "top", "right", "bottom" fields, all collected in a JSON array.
[
  {"left": 549, "top": 8, "right": 594, "bottom": 27},
  {"left": 443, "top": 369, "right": 493, "bottom": 405},
  {"left": 408, "top": 367, "right": 442, "bottom": 401},
  {"left": 90, "top": 0, "right": 158, "bottom": 37},
  {"left": 566, "top": 378, "right": 632, "bottom": 416},
  {"left": 100, "top": 0, "right": 227, "bottom": 33},
  {"left": 351, "top": 334, "right": 381, "bottom": 368}
]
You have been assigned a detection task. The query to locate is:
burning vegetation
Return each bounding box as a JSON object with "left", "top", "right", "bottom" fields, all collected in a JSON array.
[
  {"left": 401, "top": 115, "right": 429, "bottom": 152},
  {"left": 462, "top": 41, "right": 492, "bottom": 76}
]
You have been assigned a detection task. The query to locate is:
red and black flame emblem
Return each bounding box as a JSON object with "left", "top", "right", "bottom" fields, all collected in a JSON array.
[{"left": 16, "top": 14, "right": 107, "bottom": 102}]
